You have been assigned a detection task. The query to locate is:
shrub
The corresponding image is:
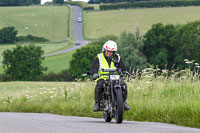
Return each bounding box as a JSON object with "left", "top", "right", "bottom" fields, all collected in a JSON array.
[
  {"left": 40, "top": 69, "right": 73, "bottom": 81},
  {"left": 17, "top": 34, "right": 49, "bottom": 43},
  {"left": 0, "top": 26, "right": 17, "bottom": 44}
]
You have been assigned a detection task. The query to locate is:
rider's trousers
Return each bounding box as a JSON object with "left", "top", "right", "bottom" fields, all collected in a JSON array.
[{"left": 94, "top": 79, "right": 128, "bottom": 103}]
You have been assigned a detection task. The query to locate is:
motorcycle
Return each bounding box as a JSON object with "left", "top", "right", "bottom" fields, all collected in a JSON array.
[{"left": 89, "top": 68, "right": 132, "bottom": 124}]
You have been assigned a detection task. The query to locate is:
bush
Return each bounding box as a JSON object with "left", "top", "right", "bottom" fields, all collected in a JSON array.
[
  {"left": 40, "top": 69, "right": 73, "bottom": 81},
  {"left": 17, "top": 35, "right": 49, "bottom": 43},
  {"left": 99, "top": 1, "right": 200, "bottom": 10},
  {"left": 83, "top": 6, "right": 94, "bottom": 10},
  {"left": 0, "top": 26, "right": 17, "bottom": 44},
  {"left": 2, "top": 44, "right": 47, "bottom": 81}
]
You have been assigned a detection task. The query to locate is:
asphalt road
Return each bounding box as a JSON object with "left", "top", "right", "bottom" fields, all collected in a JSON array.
[
  {"left": 0, "top": 112, "right": 200, "bottom": 133},
  {"left": 44, "top": 6, "right": 89, "bottom": 57}
]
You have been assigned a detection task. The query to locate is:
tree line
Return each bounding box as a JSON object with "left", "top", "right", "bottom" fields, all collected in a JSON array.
[
  {"left": 88, "top": 0, "right": 134, "bottom": 4},
  {"left": 0, "top": 0, "right": 41, "bottom": 6},
  {"left": 0, "top": 26, "right": 48, "bottom": 44},
  {"left": 1, "top": 21, "right": 200, "bottom": 81}
]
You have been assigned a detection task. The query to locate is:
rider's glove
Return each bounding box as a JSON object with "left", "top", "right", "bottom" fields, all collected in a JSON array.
[{"left": 92, "top": 73, "right": 99, "bottom": 80}]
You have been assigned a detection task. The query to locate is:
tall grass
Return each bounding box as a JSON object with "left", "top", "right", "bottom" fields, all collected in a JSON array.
[
  {"left": 84, "top": 6, "right": 200, "bottom": 39},
  {"left": 1, "top": 63, "right": 200, "bottom": 128}
]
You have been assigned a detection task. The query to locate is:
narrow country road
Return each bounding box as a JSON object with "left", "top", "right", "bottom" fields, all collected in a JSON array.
[
  {"left": 0, "top": 113, "right": 200, "bottom": 133},
  {"left": 44, "top": 5, "right": 89, "bottom": 57}
]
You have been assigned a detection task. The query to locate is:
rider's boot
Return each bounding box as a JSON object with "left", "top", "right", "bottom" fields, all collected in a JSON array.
[
  {"left": 93, "top": 102, "right": 100, "bottom": 112},
  {"left": 124, "top": 102, "right": 130, "bottom": 111},
  {"left": 94, "top": 79, "right": 104, "bottom": 112}
]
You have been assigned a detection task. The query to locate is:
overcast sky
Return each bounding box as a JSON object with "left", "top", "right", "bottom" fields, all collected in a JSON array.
[{"left": 41, "top": 0, "right": 89, "bottom": 4}]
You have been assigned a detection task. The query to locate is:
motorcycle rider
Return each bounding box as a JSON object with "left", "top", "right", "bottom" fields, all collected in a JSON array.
[{"left": 90, "top": 40, "right": 130, "bottom": 112}]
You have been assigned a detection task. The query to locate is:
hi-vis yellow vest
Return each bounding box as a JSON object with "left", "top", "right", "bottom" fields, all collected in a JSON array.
[{"left": 96, "top": 53, "right": 120, "bottom": 81}]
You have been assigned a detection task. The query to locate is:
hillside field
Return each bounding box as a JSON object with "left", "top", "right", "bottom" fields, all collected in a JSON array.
[
  {"left": 0, "top": 6, "right": 69, "bottom": 42},
  {"left": 84, "top": 6, "right": 200, "bottom": 39},
  {"left": 0, "top": 6, "right": 74, "bottom": 74}
]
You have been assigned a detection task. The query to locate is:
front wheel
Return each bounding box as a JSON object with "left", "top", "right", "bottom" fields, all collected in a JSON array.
[
  {"left": 114, "top": 88, "right": 124, "bottom": 124},
  {"left": 104, "top": 111, "right": 112, "bottom": 122}
]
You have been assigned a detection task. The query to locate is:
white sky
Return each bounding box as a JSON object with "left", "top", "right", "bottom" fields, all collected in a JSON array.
[{"left": 41, "top": 0, "right": 89, "bottom": 4}]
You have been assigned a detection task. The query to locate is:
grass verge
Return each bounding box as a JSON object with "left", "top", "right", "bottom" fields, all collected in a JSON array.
[{"left": 0, "top": 78, "right": 200, "bottom": 128}]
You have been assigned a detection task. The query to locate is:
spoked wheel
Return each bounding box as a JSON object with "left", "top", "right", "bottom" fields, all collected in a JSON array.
[
  {"left": 104, "top": 111, "right": 112, "bottom": 122},
  {"left": 114, "top": 88, "right": 124, "bottom": 124}
]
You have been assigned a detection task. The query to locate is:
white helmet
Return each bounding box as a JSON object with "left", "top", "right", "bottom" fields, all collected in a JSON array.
[{"left": 102, "top": 40, "right": 117, "bottom": 52}]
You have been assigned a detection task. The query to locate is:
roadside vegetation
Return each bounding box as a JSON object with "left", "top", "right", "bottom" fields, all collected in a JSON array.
[
  {"left": 0, "top": 66, "right": 200, "bottom": 128},
  {"left": 0, "top": 1, "right": 200, "bottom": 129}
]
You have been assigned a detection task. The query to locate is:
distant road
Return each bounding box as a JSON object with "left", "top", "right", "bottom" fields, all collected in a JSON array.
[
  {"left": 44, "top": 5, "right": 89, "bottom": 57},
  {"left": 0, "top": 113, "right": 200, "bottom": 133}
]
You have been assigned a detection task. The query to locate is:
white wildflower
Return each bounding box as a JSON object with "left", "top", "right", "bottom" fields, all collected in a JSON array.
[
  {"left": 25, "top": 27, "right": 29, "bottom": 30},
  {"left": 196, "top": 66, "right": 200, "bottom": 68},
  {"left": 185, "top": 61, "right": 192, "bottom": 64},
  {"left": 144, "top": 75, "right": 152, "bottom": 78},
  {"left": 2, "top": 101, "right": 8, "bottom": 104},
  {"left": 142, "top": 71, "right": 149, "bottom": 74},
  {"left": 145, "top": 68, "right": 154, "bottom": 71},
  {"left": 136, "top": 87, "right": 141, "bottom": 90},
  {"left": 181, "top": 70, "right": 187, "bottom": 72},
  {"left": 195, "top": 63, "right": 199, "bottom": 66},
  {"left": 184, "top": 59, "right": 189, "bottom": 62},
  {"left": 48, "top": 91, "right": 54, "bottom": 94},
  {"left": 146, "top": 81, "right": 151, "bottom": 84}
]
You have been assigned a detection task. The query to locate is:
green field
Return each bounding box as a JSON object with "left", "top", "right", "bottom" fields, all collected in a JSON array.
[
  {"left": 44, "top": 50, "right": 75, "bottom": 73},
  {"left": 0, "top": 6, "right": 74, "bottom": 74},
  {"left": 84, "top": 6, "right": 200, "bottom": 39},
  {"left": 0, "top": 6, "right": 69, "bottom": 42},
  {"left": 0, "top": 43, "right": 75, "bottom": 74}
]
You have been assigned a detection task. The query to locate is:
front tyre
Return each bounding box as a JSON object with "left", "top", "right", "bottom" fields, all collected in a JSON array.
[
  {"left": 104, "top": 111, "right": 112, "bottom": 122},
  {"left": 114, "top": 88, "right": 124, "bottom": 124}
]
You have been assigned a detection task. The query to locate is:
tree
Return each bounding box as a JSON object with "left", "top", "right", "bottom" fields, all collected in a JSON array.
[
  {"left": 142, "top": 23, "right": 177, "bottom": 69},
  {"left": 173, "top": 21, "right": 200, "bottom": 69},
  {"left": 117, "top": 31, "right": 148, "bottom": 71},
  {"left": 0, "top": 26, "right": 17, "bottom": 44},
  {"left": 2, "top": 44, "right": 47, "bottom": 81},
  {"left": 53, "top": 0, "right": 64, "bottom": 4},
  {"left": 69, "top": 44, "right": 102, "bottom": 79}
]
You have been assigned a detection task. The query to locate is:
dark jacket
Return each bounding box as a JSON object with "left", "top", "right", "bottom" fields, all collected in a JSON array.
[{"left": 90, "top": 53, "right": 126, "bottom": 74}]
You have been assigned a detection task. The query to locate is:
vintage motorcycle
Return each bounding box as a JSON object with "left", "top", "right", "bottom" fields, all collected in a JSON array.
[{"left": 89, "top": 68, "right": 131, "bottom": 124}]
